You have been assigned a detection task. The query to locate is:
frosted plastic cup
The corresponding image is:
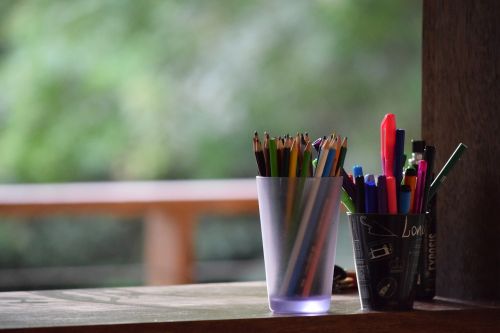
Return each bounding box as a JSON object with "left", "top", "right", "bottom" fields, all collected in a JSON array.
[
  {"left": 348, "top": 213, "right": 425, "bottom": 310},
  {"left": 256, "top": 176, "right": 343, "bottom": 314}
]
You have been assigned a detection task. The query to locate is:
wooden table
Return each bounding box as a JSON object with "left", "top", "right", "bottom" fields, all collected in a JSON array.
[{"left": 0, "top": 282, "right": 498, "bottom": 332}]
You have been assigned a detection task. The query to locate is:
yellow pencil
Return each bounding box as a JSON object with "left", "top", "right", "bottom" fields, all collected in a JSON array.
[{"left": 288, "top": 138, "right": 299, "bottom": 177}]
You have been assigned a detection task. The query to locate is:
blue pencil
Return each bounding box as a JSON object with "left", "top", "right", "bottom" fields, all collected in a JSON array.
[{"left": 322, "top": 147, "right": 336, "bottom": 177}]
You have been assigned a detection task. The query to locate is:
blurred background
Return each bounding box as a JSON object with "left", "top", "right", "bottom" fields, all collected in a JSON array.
[{"left": 0, "top": 0, "right": 421, "bottom": 291}]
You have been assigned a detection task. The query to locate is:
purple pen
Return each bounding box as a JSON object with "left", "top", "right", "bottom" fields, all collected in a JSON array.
[{"left": 377, "top": 175, "right": 388, "bottom": 214}]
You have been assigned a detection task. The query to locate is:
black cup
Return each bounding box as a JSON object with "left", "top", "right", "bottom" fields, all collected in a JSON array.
[{"left": 348, "top": 213, "right": 425, "bottom": 310}]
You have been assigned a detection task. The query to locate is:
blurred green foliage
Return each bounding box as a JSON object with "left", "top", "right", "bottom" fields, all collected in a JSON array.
[
  {"left": 0, "top": 0, "right": 421, "bottom": 182},
  {"left": 0, "top": 0, "right": 422, "bottom": 288}
]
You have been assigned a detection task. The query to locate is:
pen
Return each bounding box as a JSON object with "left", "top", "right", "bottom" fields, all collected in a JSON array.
[
  {"left": 394, "top": 129, "right": 405, "bottom": 202},
  {"left": 364, "top": 174, "right": 378, "bottom": 213},
  {"left": 399, "top": 185, "right": 411, "bottom": 214},
  {"left": 353, "top": 165, "right": 365, "bottom": 213},
  {"left": 377, "top": 175, "right": 388, "bottom": 214},
  {"left": 428, "top": 143, "right": 468, "bottom": 199},
  {"left": 414, "top": 160, "right": 428, "bottom": 213}
]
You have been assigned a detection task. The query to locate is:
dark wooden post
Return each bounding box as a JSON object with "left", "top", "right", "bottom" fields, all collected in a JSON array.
[{"left": 422, "top": 0, "right": 500, "bottom": 302}]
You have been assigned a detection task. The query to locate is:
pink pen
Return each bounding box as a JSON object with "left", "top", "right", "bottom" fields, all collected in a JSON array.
[{"left": 414, "top": 160, "right": 428, "bottom": 214}]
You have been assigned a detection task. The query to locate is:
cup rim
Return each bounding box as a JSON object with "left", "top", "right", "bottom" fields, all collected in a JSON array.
[
  {"left": 255, "top": 176, "right": 343, "bottom": 179},
  {"left": 346, "top": 212, "right": 426, "bottom": 217}
]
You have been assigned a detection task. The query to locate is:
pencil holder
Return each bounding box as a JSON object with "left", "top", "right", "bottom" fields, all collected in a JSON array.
[
  {"left": 348, "top": 213, "right": 425, "bottom": 310},
  {"left": 256, "top": 176, "right": 343, "bottom": 314}
]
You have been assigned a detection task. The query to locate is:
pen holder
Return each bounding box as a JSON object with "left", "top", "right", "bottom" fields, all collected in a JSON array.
[
  {"left": 348, "top": 213, "right": 425, "bottom": 311},
  {"left": 257, "top": 176, "right": 343, "bottom": 314}
]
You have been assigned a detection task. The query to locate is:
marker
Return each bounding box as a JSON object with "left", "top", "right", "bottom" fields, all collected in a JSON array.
[
  {"left": 364, "top": 174, "right": 378, "bottom": 213},
  {"left": 394, "top": 129, "right": 406, "bottom": 190},
  {"left": 421, "top": 145, "right": 435, "bottom": 211},
  {"left": 409, "top": 140, "right": 426, "bottom": 168},
  {"left": 428, "top": 143, "right": 468, "bottom": 199},
  {"left": 341, "top": 168, "right": 356, "bottom": 202},
  {"left": 399, "top": 185, "right": 411, "bottom": 214},
  {"left": 414, "top": 160, "right": 428, "bottom": 213},
  {"left": 386, "top": 176, "right": 397, "bottom": 214},
  {"left": 381, "top": 114, "right": 396, "bottom": 176},
  {"left": 403, "top": 167, "right": 417, "bottom": 213},
  {"left": 377, "top": 175, "right": 388, "bottom": 214},
  {"left": 353, "top": 165, "right": 365, "bottom": 213}
]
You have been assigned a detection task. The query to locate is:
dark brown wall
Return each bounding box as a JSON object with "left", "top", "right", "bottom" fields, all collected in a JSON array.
[{"left": 422, "top": 0, "right": 500, "bottom": 302}]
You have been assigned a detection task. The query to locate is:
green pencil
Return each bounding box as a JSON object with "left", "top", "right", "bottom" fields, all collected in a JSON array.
[
  {"left": 300, "top": 143, "right": 312, "bottom": 178},
  {"left": 428, "top": 142, "right": 467, "bottom": 199},
  {"left": 269, "top": 137, "right": 279, "bottom": 177},
  {"left": 341, "top": 188, "right": 356, "bottom": 213}
]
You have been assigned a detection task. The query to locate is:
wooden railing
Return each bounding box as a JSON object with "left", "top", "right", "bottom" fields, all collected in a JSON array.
[{"left": 0, "top": 179, "right": 259, "bottom": 285}]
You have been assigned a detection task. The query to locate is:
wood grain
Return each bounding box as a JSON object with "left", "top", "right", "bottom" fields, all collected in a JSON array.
[
  {"left": 422, "top": 0, "right": 500, "bottom": 302},
  {"left": 0, "top": 179, "right": 258, "bottom": 217},
  {"left": 0, "top": 282, "right": 498, "bottom": 333}
]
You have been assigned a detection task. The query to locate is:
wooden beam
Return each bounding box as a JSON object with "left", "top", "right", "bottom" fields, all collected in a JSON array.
[
  {"left": 422, "top": 0, "right": 500, "bottom": 302},
  {"left": 144, "top": 209, "right": 195, "bottom": 285},
  {"left": 0, "top": 179, "right": 258, "bottom": 217}
]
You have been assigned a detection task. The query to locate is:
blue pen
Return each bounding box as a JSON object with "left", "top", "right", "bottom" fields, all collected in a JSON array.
[
  {"left": 399, "top": 184, "right": 411, "bottom": 214},
  {"left": 364, "top": 174, "right": 378, "bottom": 213},
  {"left": 377, "top": 175, "right": 388, "bottom": 214},
  {"left": 353, "top": 165, "right": 365, "bottom": 213}
]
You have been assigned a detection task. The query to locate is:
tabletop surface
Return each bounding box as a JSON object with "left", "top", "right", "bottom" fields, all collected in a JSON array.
[{"left": 0, "top": 281, "right": 498, "bottom": 333}]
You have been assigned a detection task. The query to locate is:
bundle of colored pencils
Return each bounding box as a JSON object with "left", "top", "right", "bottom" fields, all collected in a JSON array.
[
  {"left": 253, "top": 130, "right": 347, "bottom": 297},
  {"left": 253, "top": 131, "right": 348, "bottom": 178}
]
